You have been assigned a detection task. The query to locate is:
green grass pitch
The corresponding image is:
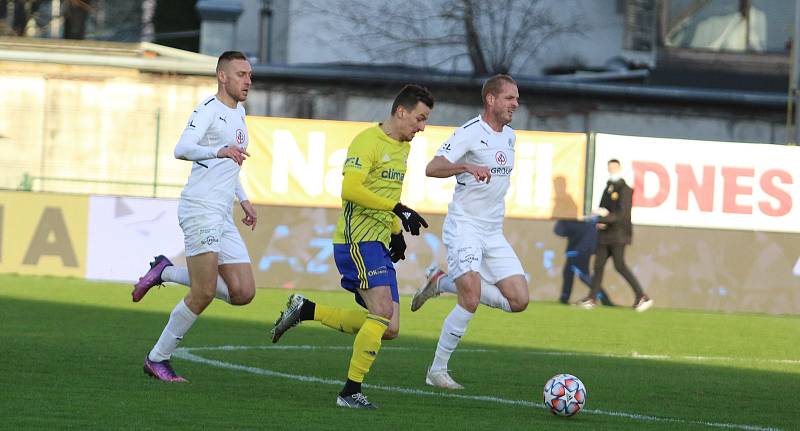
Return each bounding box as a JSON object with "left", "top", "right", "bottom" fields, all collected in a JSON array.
[{"left": 1, "top": 273, "right": 797, "bottom": 430}]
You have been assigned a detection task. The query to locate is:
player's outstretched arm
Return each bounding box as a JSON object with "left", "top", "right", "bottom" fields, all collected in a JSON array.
[{"left": 425, "top": 155, "right": 491, "bottom": 183}]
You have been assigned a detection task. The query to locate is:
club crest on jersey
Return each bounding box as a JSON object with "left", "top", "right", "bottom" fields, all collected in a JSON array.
[
  {"left": 495, "top": 151, "right": 507, "bottom": 165},
  {"left": 236, "top": 129, "right": 245, "bottom": 145}
]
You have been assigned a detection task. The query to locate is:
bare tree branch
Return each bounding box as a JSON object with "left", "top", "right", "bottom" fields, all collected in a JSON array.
[{"left": 296, "top": 0, "right": 583, "bottom": 75}]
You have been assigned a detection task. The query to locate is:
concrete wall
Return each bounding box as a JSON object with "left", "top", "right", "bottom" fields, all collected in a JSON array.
[{"left": 0, "top": 60, "right": 216, "bottom": 196}]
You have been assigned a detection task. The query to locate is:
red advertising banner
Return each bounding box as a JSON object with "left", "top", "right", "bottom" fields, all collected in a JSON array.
[{"left": 593, "top": 134, "right": 800, "bottom": 232}]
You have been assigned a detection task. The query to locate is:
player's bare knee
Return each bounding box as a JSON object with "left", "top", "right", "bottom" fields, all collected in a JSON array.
[
  {"left": 510, "top": 296, "right": 529, "bottom": 312},
  {"left": 188, "top": 289, "right": 215, "bottom": 309},
  {"left": 230, "top": 289, "right": 255, "bottom": 305},
  {"left": 383, "top": 326, "right": 399, "bottom": 340},
  {"left": 371, "top": 303, "right": 394, "bottom": 320},
  {"left": 461, "top": 294, "right": 481, "bottom": 312}
]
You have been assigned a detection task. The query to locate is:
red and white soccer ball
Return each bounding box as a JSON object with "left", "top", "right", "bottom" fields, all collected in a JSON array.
[{"left": 543, "top": 373, "right": 587, "bottom": 417}]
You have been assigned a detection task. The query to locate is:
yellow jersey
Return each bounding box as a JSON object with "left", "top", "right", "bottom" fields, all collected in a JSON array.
[{"left": 333, "top": 125, "right": 409, "bottom": 247}]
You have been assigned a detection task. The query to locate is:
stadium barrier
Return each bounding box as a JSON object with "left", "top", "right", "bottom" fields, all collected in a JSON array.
[
  {"left": 2, "top": 120, "right": 799, "bottom": 314},
  {"left": 1, "top": 189, "right": 798, "bottom": 314}
]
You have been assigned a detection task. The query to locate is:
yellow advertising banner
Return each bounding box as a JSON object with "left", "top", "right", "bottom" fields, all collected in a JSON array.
[
  {"left": 242, "top": 117, "right": 586, "bottom": 219},
  {"left": 0, "top": 191, "right": 88, "bottom": 277}
]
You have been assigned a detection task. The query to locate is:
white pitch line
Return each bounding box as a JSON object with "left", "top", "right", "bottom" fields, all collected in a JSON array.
[
  {"left": 174, "top": 345, "right": 783, "bottom": 431},
  {"left": 179, "top": 345, "right": 800, "bottom": 366}
]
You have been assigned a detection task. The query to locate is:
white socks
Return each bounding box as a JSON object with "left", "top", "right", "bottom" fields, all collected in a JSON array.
[
  {"left": 161, "top": 265, "right": 231, "bottom": 303},
  {"left": 437, "top": 273, "right": 457, "bottom": 293},
  {"left": 431, "top": 304, "right": 473, "bottom": 372},
  {"left": 479, "top": 279, "right": 512, "bottom": 312},
  {"left": 148, "top": 299, "right": 198, "bottom": 362},
  {"left": 436, "top": 272, "right": 511, "bottom": 312}
]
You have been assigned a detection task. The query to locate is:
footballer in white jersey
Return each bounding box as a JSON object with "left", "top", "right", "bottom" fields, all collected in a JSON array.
[
  {"left": 436, "top": 114, "right": 522, "bottom": 281},
  {"left": 435, "top": 115, "right": 515, "bottom": 229},
  {"left": 133, "top": 51, "right": 258, "bottom": 384},
  {"left": 176, "top": 96, "right": 249, "bottom": 215},
  {"left": 420, "top": 75, "right": 529, "bottom": 391},
  {"left": 174, "top": 95, "right": 251, "bottom": 261}
]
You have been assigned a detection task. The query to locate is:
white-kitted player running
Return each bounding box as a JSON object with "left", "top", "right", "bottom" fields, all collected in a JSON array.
[
  {"left": 131, "top": 51, "right": 258, "bottom": 382},
  {"left": 420, "top": 74, "right": 529, "bottom": 389}
]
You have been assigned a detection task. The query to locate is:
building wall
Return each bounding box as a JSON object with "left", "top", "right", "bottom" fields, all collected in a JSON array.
[
  {"left": 242, "top": 83, "right": 787, "bottom": 145},
  {"left": 229, "top": 0, "right": 629, "bottom": 75},
  {"left": 0, "top": 60, "right": 216, "bottom": 196}
]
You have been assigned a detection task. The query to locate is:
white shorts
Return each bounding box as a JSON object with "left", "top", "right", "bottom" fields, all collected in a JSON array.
[
  {"left": 178, "top": 202, "right": 250, "bottom": 264},
  {"left": 442, "top": 216, "right": 524, "bottom": 284}
]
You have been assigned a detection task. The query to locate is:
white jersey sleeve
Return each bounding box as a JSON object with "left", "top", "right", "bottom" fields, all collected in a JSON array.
[
  {"left": 235, "top": 177, "right": 249, "bottom": 202},
  {"left": 174, "top": 97, "right": 227, "bottom": 161},
  {"left": 436, "top": 126, "right": 475, "bottom": 163}
]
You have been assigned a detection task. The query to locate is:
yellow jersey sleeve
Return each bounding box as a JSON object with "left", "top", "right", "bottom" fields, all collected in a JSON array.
[
  {"left": 342, "top": 133, "right": 376, "bottom": 176},
  {"left": 341, "top": 170, "right": 396, "bottom": 211}
]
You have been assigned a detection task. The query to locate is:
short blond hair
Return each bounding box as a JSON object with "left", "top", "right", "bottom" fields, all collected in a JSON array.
[{"left": 481, "top": 74, "right": 516, "bottom": 104}]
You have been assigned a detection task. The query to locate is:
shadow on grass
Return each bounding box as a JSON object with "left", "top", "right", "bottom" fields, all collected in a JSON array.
[{"left": 0, "top": 294, "right": 796, "bottom": 431}]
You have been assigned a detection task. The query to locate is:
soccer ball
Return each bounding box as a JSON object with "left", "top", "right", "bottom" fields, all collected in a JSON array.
[{"left": 543, "top": 373, "right": 587, "bottom": 417}]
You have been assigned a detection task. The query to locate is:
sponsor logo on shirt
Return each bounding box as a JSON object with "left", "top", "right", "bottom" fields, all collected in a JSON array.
[
  {"left": 236, "top": 129, "right": 245, "bottom": 145},
  {"left": 344, "top": 157, "right": 362, "bottom": 168},
  {"left": 495, "top": 151, "right": 507, "bottom": 165},
  {"left": 380, "top": 168, "right": 405, "bottom": 181},
  {"left": 490, "top": 166, "right": 513, "bottom": 175}
]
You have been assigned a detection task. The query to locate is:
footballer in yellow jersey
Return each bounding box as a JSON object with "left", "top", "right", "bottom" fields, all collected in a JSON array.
[
  {"left": 333, "top": 124, "right": 411, "bottom": 248},
  {"left": 270, "top": 84, "right": 433, "bottom": 409}
]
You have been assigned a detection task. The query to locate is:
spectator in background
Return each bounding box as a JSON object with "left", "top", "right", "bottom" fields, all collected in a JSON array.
[
  {"left": 553, "top": 218, "right": 613, "bottom": 306},
  {"left": 578, "top": 159, "right": 653, "bottom": 312}
]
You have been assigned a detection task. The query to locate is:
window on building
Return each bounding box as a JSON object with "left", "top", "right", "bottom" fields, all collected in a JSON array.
[{"left": 662, "top": 0, "right": 794, "bottom": 54}]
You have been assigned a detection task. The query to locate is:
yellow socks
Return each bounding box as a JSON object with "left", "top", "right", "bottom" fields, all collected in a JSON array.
[
  {"left": 347, "top": 314, "right": 389, "bottom": 383},
  {"left": 314, "top": 304, "right": 368, "bottom": 334}
]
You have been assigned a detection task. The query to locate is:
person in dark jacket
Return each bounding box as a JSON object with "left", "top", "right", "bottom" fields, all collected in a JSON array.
[
  {"left": 553, "top": 219, "right": 614, "bottom": 305},
  {"left": 579, "top": 159, "right": 653, "bottom": 311}
]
